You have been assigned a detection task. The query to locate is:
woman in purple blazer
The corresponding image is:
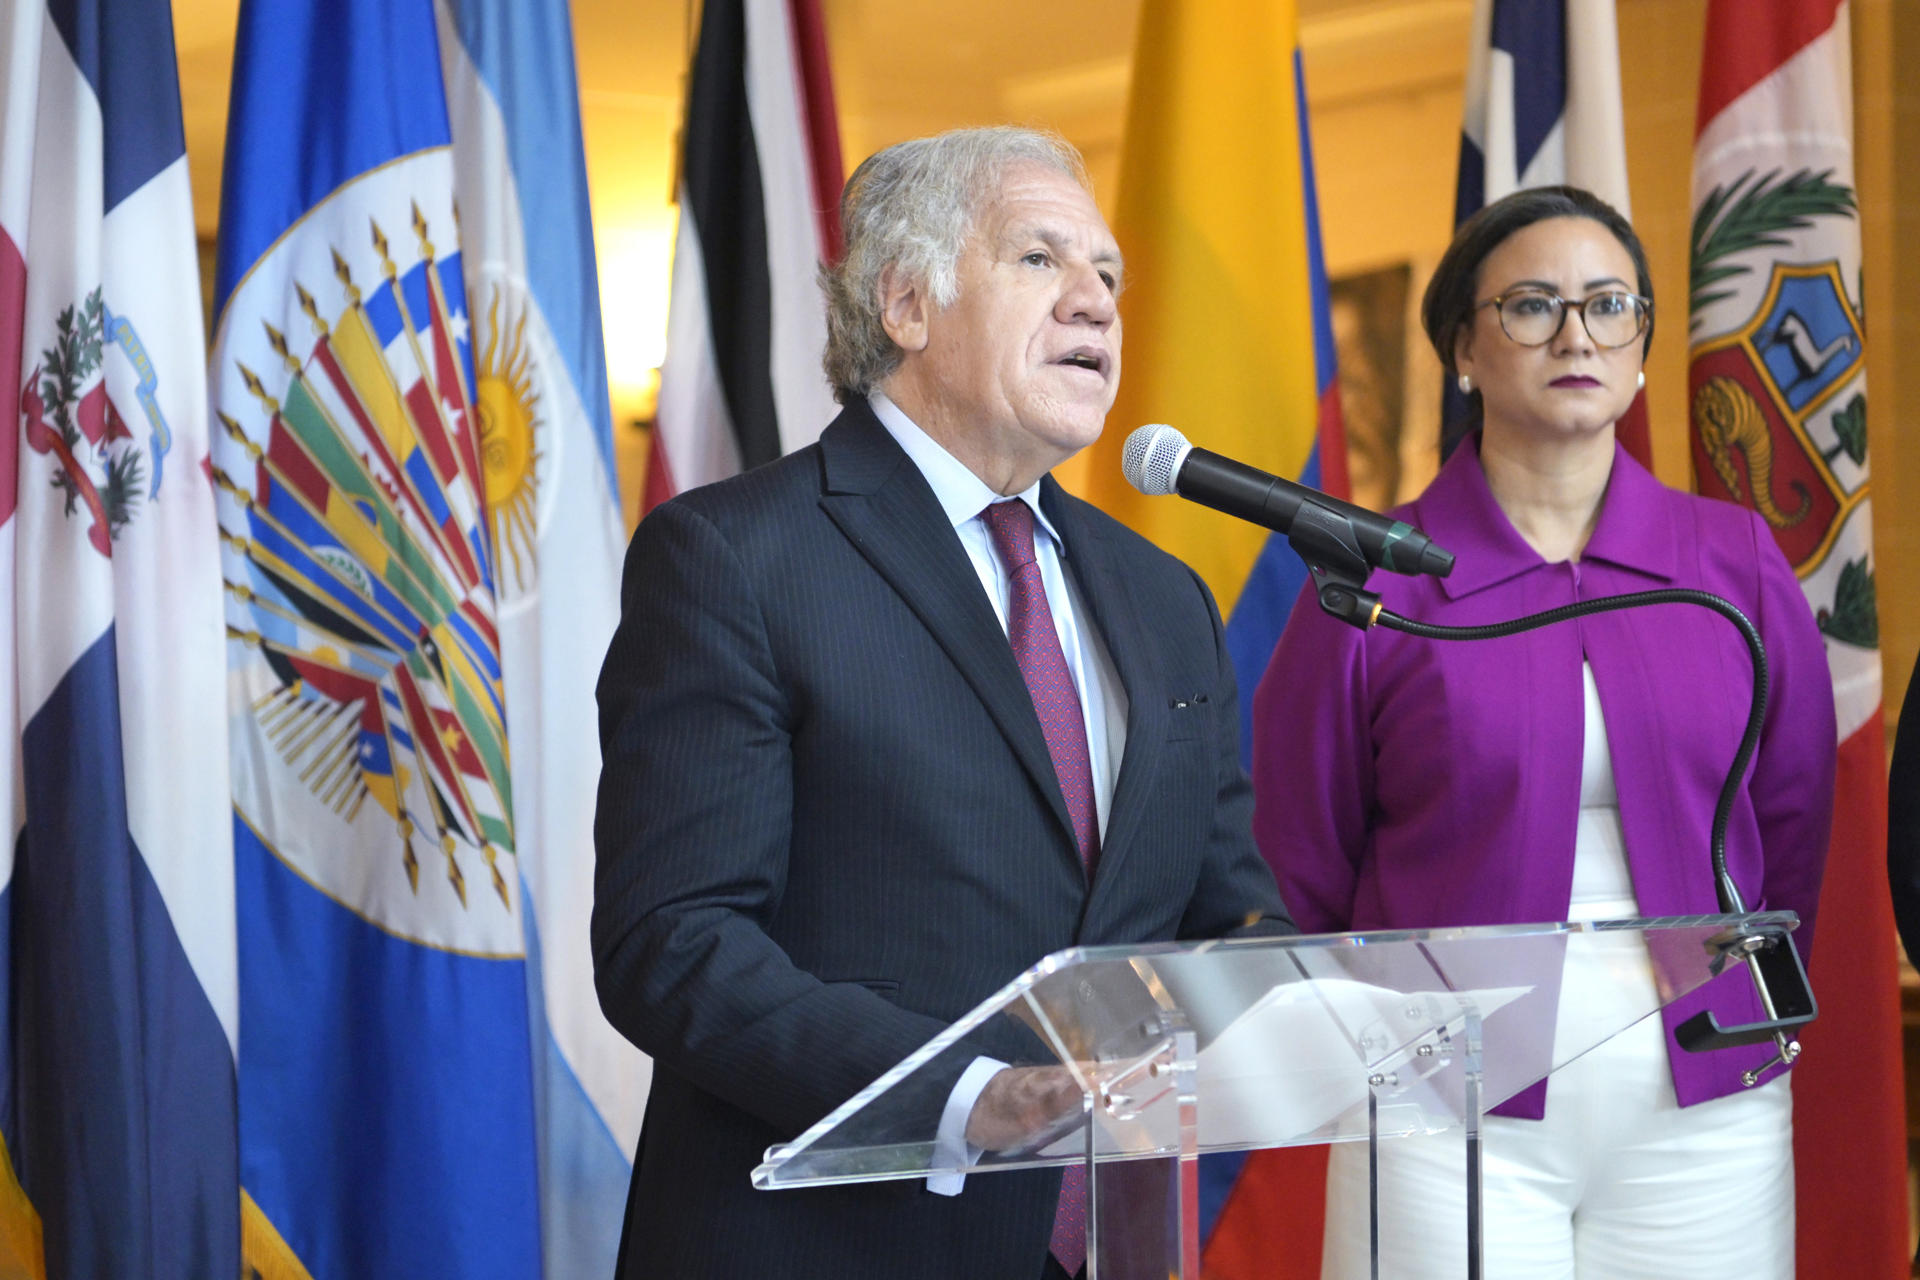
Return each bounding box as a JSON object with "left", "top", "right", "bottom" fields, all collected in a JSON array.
[{"left": 1252, "top": 187, "right": 1835, "bottom": 1278}]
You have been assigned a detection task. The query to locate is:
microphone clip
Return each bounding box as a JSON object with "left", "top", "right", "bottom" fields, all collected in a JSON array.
[
  {"left": 1673, "top": 920, "right": 1816, "bottom": 1080},
  {"left": 1314, "top": 576, "right": 1383, "bottom": 631},
  {"left": 1291, "top": 503, "right": 1384, "bottom": 631}
]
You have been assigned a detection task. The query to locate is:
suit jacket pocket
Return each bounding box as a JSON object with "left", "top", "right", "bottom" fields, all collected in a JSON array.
[{"left": 1165, "top": 692, "right": 1211, "bottom": 742}]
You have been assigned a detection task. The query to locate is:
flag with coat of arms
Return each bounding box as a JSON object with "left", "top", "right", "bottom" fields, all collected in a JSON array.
[
  {"left": 211, "top": 0, "right": 556, "bottom": 1272},
  {"left": 1685, "top": 1, "right": 1905, "bottom": 1273},
  {"left": 0, "top": 0, "right": 238, "bottom": 1274}
]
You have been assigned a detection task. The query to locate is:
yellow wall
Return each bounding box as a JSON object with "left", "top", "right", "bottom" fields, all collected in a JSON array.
[{"left": 1855, "top": 0, "right": 1920, "bottom": 723}]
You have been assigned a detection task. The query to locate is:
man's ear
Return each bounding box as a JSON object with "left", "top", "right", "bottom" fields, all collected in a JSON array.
[{"left": 878, "top": 266, "right": 930, "bottom": 354}]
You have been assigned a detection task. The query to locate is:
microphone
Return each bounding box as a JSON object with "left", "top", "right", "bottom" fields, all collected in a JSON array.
[{"left": 1121, "top": 424, "right": 1454, "bottom": 579}]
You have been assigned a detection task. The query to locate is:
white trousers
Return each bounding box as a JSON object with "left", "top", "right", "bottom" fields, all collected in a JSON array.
[{"left": 1321, "top": 966, "right": 1794, "bottom": 1278}]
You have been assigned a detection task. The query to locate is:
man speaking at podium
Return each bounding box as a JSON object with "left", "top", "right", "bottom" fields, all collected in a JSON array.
[{"left": 593, "top": 125, "right": 1293, "bottom": 1278}]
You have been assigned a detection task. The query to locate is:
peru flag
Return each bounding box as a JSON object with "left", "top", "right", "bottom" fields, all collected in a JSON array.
[
  {"left": 0, "top": 0, "right": 238, "bottom": 1275},
  {"left": 1686, "top": 3, "right": 1905, "bottom": 1275},
  {"left": 647, "top": 0, "right": 844, "bottom": 510}
]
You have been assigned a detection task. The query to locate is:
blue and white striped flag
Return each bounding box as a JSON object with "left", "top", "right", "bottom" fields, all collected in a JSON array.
[
  {"left": 1455, "top": 0, "right": 1630, "bottom": 225},
  {"left": 0, "top": 0, "right": 238, "bottom": 1273},
  {"left": 213, "top": 0, "right": 544, "bottom": 1272},
  {"left": 435, "top": 0, "right": 643, "bottom": 1273}
]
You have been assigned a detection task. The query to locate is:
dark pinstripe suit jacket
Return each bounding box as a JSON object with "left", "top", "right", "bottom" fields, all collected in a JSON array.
[{"left": 593, "top": 399, "right": 1293, "bottom": 1278}]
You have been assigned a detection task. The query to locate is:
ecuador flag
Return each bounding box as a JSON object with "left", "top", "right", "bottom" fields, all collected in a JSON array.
[
  {"left": 1078, "top": 4, "right": 1346, "bottom": 1271},
  {"left": 1082, "top": 0, "right": 1348, "bottom": 764}
]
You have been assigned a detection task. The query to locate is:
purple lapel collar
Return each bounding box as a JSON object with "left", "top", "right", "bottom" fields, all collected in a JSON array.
[{"left": 1408, "top": 433, "right": 1678, "bottom": 601}]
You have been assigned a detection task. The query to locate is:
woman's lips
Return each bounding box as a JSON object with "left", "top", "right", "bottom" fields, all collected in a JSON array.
[{"left": 1551, "top": 375, "right": 1602, "bottom": 387}]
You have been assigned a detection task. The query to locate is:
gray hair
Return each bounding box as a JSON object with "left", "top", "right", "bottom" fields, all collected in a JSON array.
[{"left": 821, "top": 126, "right": 1092, "bottom": 403}]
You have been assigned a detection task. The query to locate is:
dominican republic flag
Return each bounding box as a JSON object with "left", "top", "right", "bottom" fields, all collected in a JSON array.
[
  {"left": 647, "top": 0, "right": 843, "bottom": 511},
  {"left": 1686, "top": 3, "right": 1905, "bottom": 1275},
  {"left": 212, "top": 0, "right": 543, "bottom": 1274},
  {"left": 0, "top": 0, "right": 239, "bottom": 1275},
  {"left": 1078, "top": 2, "right": 1345, "bottom": 1273},
  {"left": 434, "top": 0, "right": 644, "bottom": 1274},
  {"left": 1451, "top": 0, "right": 1650, "bottom": 463}
]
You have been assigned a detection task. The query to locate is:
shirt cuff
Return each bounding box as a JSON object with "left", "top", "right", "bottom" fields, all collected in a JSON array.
[{"left": 927, "top": 1056, "right": 1008, "bottom": 1196}]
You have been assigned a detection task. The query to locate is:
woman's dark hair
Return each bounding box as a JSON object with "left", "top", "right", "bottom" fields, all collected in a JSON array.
[{"left": 1420, "top": 185, "right": 1654, "bottom": 456}]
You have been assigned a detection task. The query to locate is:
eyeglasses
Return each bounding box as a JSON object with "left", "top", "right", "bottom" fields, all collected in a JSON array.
[{"left": 1475, "top": 287, "right": 1651, "bottom": 349}]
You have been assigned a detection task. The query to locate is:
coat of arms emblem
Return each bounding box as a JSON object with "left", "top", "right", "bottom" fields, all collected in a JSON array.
[
  {"left": 18, "top": 287, "right": 173, "bottom": 556},
  {"left": 1687, "top": 169, "right": 1874, "bottom": 648}
]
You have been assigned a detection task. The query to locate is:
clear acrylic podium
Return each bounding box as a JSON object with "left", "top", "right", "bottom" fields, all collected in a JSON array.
[{"left": 754, "top": 912, "right": 1802, "bottom": 1279}]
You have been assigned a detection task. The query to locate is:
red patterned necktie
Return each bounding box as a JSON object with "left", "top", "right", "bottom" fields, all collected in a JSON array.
[
  {"left": 981, "top": 500, "right": 1100, "bottom": 876},
  {"left": 980, "top": 499, "right": 1096, "bottom": 1276}
]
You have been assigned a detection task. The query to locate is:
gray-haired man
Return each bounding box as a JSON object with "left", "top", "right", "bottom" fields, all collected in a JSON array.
[{"left": 593, "top": 126, "right": 1292, "bottom": 1279}]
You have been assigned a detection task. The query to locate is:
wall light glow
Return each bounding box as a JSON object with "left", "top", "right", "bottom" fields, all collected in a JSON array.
[{"left": 598, "top": 209, "right": 679, "bottom": 428}]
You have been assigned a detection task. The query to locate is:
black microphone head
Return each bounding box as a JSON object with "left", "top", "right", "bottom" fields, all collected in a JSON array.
[{"left": 1121, "top": 424, "right": 1192, "bottom": 496}]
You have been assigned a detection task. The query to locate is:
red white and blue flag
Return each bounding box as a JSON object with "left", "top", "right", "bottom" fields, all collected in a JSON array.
[
  {"left": 0, "top": 0, "right": 238, "bottom": 1274},
  {"left": 1454, "top": 0, "right": 1630, "bottom": 220},
  {"left": 1686, "top": 3, "right": 1905, "bottom": 1273},
  {"left": 1450, "top": 0, "right": 1649, "bottom": 462}
]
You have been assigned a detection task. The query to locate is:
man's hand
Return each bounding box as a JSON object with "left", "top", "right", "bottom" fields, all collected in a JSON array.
[{"left": 963, "top": 1064, "right": 1086, "bottom": 1152}]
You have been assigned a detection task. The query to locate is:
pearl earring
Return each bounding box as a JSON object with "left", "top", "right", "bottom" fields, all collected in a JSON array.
[
  {"left": 1636, "top": 371, "right": 1646, "bottom": 390},
  {"left": 1457, "top": 373, "right": 1474, "bottom": 395}
]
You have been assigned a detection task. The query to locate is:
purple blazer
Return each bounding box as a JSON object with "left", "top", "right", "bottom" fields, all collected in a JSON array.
[{"left": 1251, "top": 436, "right": 1836, "bottom": 1116}]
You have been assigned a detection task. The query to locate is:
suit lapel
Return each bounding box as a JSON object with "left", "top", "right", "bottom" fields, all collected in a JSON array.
[
  {"left": 816, "top": 405, "right": 1080, "bottom": 854},
  {"left": 1042, "top": 482, "right": 1162, "bottom": 902}
]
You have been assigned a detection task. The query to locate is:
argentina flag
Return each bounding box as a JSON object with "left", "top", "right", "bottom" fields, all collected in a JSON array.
[
  {"left": 435, "top": 0, "right": 644, "bottom": 1273},
  {"left": 0, "top": 0, "right": 238, "bottom": 1274},
  {"left": 212, "top": 0, "right": 542, "bottom": 1273}
]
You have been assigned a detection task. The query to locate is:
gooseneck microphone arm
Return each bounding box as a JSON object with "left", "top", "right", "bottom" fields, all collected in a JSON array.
[
  {"left": 1324, "top": 582, "right": 1761, "bottom": 917},
  {"left": 1314, "top": 565, "right": 1812, "bottom": 1083},
  {"left": 1119, "top": 424, "right": 1813, "bottom": 1081}
]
